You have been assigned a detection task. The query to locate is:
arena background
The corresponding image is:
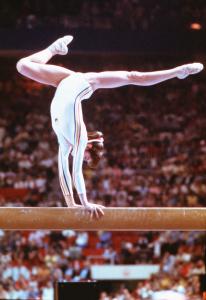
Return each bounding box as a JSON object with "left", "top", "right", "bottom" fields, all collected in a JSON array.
[{"left": 0, "top": 1, "right": 206, "bottom": 299}]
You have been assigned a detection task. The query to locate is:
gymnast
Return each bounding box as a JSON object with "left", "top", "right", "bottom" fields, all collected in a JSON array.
[{"left": 16, "top": 35, "right": 203, "bottom": 219}]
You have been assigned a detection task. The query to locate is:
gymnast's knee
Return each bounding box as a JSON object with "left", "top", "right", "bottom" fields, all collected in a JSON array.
[{"left": 16, "top": 58, "right": 28, "bottom": 74}]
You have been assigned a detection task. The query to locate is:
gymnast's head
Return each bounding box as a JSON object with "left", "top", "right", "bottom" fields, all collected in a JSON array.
[{"left": 84, "top": 131, "right": 104, "bottom": 169}]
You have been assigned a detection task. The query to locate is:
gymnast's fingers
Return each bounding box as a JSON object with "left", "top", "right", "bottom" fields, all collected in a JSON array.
[
  {"left": 89, "top": 209, "right": 94, "bottom": 220},
  {"left": 96, "top": 206, "right": 104, "bottom": 217},
  {"left": 98, "top": 205, "right": 105, "bottom": 209},
  {"left": 94, "top": 207, "right": 99, "bottom": 219}
]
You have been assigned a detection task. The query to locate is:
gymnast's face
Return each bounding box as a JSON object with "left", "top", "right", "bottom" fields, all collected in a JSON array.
[{"left": 84, "top": 141, "right": 104, "bottom": 169}]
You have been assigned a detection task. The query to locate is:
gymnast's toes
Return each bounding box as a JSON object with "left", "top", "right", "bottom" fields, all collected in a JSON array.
[{"left": 177, "top": 62, "right": 204, "bottom": 79}]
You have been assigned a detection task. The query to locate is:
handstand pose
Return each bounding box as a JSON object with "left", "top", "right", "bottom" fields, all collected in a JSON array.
[{"left": 16, "top": 35, "right": 203, "bottom": 218}]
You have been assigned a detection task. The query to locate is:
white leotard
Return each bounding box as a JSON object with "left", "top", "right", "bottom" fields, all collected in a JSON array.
[{"left": 50, "top": 72, "right": 93, "bottom": 198}]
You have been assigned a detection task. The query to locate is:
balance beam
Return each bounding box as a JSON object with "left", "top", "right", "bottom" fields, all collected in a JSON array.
[{"left": 0, "top": 207, "right": 205, "bottom": 231}]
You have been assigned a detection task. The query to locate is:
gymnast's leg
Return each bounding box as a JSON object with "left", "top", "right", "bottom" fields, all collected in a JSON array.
[
  {"left": 16, "top": 36, "right": 74, "bottom": 87},
  {"left": 84, "top": 63, "right": 203, "bottom": 90}
]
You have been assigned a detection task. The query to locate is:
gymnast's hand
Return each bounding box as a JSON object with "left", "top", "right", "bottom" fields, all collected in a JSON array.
[{"left": 84, "top": 203, "right": 105, "bottom": 219}]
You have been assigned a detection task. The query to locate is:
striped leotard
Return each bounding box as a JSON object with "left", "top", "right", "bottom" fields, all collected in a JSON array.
[{"left": 50, "top": 72, "right": 93, "bottom": 200}]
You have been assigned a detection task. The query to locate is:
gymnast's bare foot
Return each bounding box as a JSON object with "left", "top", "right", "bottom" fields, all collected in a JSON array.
[
  {"left": 177, "top": 63, "right": 204, "bottom": 79},
  {"left": 48, "top": 35, "right": 73, "bottom": 55}
]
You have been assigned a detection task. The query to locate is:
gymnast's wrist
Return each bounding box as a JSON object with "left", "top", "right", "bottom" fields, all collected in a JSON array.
[{"left": 78, "top": 193, "right": 88, "bottom": 206}]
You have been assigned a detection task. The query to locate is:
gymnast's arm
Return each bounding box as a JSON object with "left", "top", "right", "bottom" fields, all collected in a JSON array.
[{"left": 72, "top": 141, "right": 104, "bottom": 219}]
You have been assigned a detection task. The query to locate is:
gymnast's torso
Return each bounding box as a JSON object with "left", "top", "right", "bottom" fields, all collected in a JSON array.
[{"left": 50, "top": 72, "right": 93, "bottom": 146}]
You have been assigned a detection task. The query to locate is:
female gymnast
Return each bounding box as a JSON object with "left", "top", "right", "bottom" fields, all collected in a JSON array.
[{"left": 16, "top": 35, "right": 203, "bottom": 219}]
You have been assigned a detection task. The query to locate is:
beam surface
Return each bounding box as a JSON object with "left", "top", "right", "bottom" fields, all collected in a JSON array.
[{"left": 0, "top": 207, "right": 205, "bottom": 231}]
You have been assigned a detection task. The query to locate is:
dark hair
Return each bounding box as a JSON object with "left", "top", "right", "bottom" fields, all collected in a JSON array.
[{"left": 84, "top": 131, "right": 104, "bottom": 169}]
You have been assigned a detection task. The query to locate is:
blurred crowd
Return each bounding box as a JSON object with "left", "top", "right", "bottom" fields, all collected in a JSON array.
[
  {"left": 98, "top": 276, "right": 202, "bottom": 300},
  {"left": 86, "top": 81, "right": 206, "bottom": 209},
  {"left": 0, "top": 0, "right": 206, "bottom": 31},
  {"left": 0, "top": 229, "right": 204, "bottom": 299},
  {"left": 0, "top": 57, "right": 205, "bottom": 299},
  {"left": 0, "top": 77, "right": 58, "bottom": 207}
]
